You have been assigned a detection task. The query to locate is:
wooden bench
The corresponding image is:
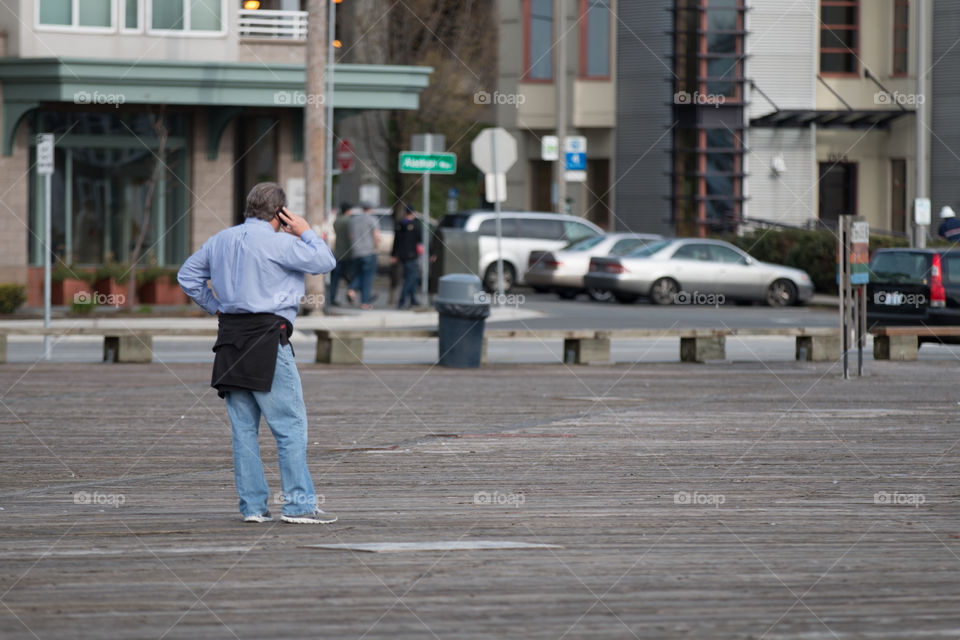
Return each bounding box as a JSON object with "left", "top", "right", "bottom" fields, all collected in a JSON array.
[
  {"left": 870, "top": 326, "right": 960, "bottom": 361},
  {"left": 314, "top": 327, "right": 843, "bottom": 365},
  {"left": 0, "top": 327, "right": 216, "bottom": 363}
]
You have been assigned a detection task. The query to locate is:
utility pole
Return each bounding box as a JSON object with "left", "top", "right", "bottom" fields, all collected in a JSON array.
[
  {"left": 554, "top": 0, "right": 566, "bottom": 214},
  {"left": 305, "top": 0, "right": 328, "bottom": 312},
  {"left": 914, "top": 0, "right": 930, "bottom": 248}
]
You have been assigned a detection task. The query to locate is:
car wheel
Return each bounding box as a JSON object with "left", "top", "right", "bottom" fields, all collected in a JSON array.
[
  {"left": 649, "top": 278, "right": 679, "bottom": 305},
  {"left": 557, "top": 289, "right": 578, "bottom": 300},
  {"left": 614, "top": 293, "right": 640, "bottom": 304},
  {"left": 483, "top": 263, "right": 515, "bottom": 293},
  {"left": 586, "top": 286, "right": 614, "bottom": 302},
  {"left": 766, "top": 279, "right": 797, "bottom": 307}
]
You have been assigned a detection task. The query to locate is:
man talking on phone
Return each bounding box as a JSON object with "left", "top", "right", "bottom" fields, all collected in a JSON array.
[{"left": 178, "top": 182, "right": 338, "bottom": 524}]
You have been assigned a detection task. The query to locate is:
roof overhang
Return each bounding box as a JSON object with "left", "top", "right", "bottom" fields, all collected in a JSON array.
[
  {"left": 0, "top": 57, "right": 433, "bottom": 155},
  {"left": 750, "top": 108, "right": 911, "bottom": 130}
]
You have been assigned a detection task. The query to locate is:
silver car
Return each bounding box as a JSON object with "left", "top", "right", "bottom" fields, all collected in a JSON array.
[
  {"left": 526, "top": 233, "right": 662, "bottom": 301},
  {"left": 583, "top": 238, "right": 814, "bottom": 306}
]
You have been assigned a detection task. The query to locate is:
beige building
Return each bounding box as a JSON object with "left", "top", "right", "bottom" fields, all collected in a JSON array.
[
  {"left": 495, "top": 0, "right": 616, "bottom": 229},
  {"left": 0, "top": 0, "right": 429, "bottom": 305}
]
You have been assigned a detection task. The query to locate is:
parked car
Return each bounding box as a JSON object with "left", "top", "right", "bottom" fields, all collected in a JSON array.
[
  {"left": 438, "top": 211, "right": 604, "bottom": 292},
  {"left": 583, "top": 238, "right": 814, "bottom": 306},
  {"left": 526, "top": 233, "right": 663, "bottom": 301},
  {"left": 866, "top": 248, "right": 960, "bottom": 328}
]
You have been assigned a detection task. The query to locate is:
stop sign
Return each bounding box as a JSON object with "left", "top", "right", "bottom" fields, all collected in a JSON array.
[{"left": 336, "top": 139, "right": 354, "bottom": 172}]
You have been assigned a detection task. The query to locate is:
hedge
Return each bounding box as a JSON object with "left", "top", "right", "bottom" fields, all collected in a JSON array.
[
  {"left": 720, "top": 229, "right": 915, "bottom": 295},
  {"left": 0, "top": 283, "right": 27, "bottom": 314}
]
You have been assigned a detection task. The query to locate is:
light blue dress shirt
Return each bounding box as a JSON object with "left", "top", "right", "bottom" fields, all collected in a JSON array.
[{"left": 178, "top": 218, "right": 336, "bottom": 325}]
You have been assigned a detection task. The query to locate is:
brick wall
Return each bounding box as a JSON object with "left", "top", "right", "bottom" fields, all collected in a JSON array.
[{"left": 189, "top": 117, "right": 235, "bottom": 253}]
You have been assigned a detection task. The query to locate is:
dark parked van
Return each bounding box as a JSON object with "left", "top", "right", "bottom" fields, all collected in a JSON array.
[{"left": 866, "top": 248, "right": 960, "bottom": 327}]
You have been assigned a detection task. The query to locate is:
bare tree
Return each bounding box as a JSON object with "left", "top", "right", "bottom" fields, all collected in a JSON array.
[{"left": 127, "top": 110, "right": 169, "bottom": 308}]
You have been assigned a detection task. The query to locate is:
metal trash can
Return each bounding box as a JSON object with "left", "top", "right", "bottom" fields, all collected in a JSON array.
[{"left": 435, "top": 274, "right": 490, "bottom": 368}]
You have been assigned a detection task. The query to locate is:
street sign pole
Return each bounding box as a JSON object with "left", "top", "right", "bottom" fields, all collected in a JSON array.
[
  {"left": 37, "top": 134, "right": 54, "bottom": 360},
  {"left": 421, "top": 136, "right": 431, "bottom": 305},
  {"left": 491, "top": 132, "right": 503, "bottom": 302}
]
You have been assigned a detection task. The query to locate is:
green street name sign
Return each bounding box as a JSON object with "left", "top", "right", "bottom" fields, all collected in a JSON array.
[{"left": 399, "top": 151, "right": 457, "bottom": 174}]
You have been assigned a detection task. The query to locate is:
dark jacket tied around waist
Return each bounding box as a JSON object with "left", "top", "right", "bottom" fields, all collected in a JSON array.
[{"left": 212, "top": 313, "right": 293, "bottom": 398}]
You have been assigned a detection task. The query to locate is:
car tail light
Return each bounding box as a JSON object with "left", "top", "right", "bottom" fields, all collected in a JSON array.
[
  {"left": 604, "top": 263, "right": 628, "bottom": 274},
  {"left": 931, "top": 254, "right": 946, "bottom": 308},
  {"left": 588, "top": 259, "right": 601, "bottom": 272}
]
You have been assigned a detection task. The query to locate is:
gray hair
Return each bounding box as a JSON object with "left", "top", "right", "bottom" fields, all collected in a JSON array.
[{"left": 244, "top": 182, "right": 287, "bottom": 222}]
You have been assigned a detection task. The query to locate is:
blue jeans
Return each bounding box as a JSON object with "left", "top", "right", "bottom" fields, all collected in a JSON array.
[
  {"left": 398, "top": 258, "right": 420, "bottom": 308},
  {"left": 224, "top": 344, "right": 318, "bottom": 517},
  {"left": 349, "top": 254, "right": 377, "bottom": 304}
]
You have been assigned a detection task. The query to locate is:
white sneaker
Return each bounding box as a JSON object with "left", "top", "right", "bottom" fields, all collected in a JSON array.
[
  {"left": 243, "top": 511, "right": 274, "bottom": 523},
  {"left": 281, "top": 509, "right": 338, "bottom": 524}
]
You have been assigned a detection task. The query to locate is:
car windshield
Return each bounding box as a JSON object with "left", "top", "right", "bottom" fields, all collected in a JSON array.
[
  {"left": 626, "top": 239, "right": 671, "bottom": 258},
  {"left": 563, "top": 236, "right": 606, "bottom": 251},
  {"left": 869, "top": 252, "right": 930, "bottom": 284}
]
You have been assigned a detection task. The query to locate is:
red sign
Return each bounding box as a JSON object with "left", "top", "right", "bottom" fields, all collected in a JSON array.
[{"left": 336, "top": 139, "right": 354, "bottom": 172}]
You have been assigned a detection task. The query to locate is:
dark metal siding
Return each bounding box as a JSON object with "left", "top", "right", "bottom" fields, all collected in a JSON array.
[
  {"left": 932, "top": 2, "right": 960, "bottom": 211},
  {"left": 615, "top": 1, "right": 673, "bottom": 234}
]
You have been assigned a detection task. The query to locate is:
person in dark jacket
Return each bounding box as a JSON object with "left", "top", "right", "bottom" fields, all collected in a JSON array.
[
  {"left": 391, "top": 205, "right": 422, "bottom": 309},
  {"left": 938, "top": 206, "right": 960, "bottom": 241},
  {"left": 178, "top": 182, "right": 338, "bottom": 525}
]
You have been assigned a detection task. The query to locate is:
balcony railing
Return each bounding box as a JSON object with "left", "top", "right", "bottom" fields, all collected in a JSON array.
[{"left": 238, "top": 9, "right": 308, "bottom": 41}]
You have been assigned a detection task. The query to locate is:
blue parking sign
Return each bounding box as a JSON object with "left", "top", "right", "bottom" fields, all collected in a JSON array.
[{"left": 565, "top": 152, "right": 586, "bottom": 171}]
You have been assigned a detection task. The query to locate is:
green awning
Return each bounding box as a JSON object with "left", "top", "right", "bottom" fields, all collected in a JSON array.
[{"left": 0, "top": 57, "right": 433, "bottom": 155}]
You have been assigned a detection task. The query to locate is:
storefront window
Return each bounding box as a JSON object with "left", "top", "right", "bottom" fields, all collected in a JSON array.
[{"left": 29, "top": 112, "right": 190, "bottom": 268}]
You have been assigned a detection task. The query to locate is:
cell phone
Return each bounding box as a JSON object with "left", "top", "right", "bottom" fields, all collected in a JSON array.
[{"left": 275, "top": 206, "right": 292, "bottom": 229}]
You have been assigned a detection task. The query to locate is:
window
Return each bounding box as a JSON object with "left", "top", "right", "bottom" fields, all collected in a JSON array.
[
  {"left": 150, "top": 0, "right": 223, "bottom": 32},
  {"left": 524, "top": 0, "right": 553, "bottom": 80},
  {"left": 29, "top": 112, "right": 190, "bottom": 268},
  {"left": 123, "top": 0, "right": 140, "bottom": 30},
  {"left": 610, "top": 239, "right": 645, "bottom": 255},
  {"left": 38, "top": 0, "right": 113, "bottom": 29},
  {"left": 565, "top": 235, "right": 605, "bottom": 251},
  {"left": 709, "top": 244, "right": 747, "bottom": 264},
  {"left": 580, "top": 0, "right": 610, "bottom": 78},
  {"left": 519, "top": 218, "right": 564, "bottom": 240},
  {"left": 894, "top": 0, "right": 909, "bottom": 76},
  {"left": 563, "top": 221, "right": 599, "bottom": 242},
  {"left": 820, "top": 0, "right": 859, "bottom": 75},
  {"left": 673, "top": 244, "right": 712, "bottom": 261},
  {"left": 477, "top": 218, "right": 519, "bottom": 237}
]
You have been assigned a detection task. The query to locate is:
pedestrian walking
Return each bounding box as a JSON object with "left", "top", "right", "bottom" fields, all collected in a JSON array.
[
  {"left": 392, "top": 205, "right": 422, "bottom": 309},
  {"left": 348, "top": 202, "right": 379, "bottom": 309},
  {"left": 177, "top": 182, "right": 338, "bottom": 525},
  {"left": 328, "top": 202, "right": 355, "bottom": 306}
]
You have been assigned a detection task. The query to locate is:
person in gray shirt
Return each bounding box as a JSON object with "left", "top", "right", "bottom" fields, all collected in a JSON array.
[{"left": 348, "top": 203, "right": 380, "bottom": 309}]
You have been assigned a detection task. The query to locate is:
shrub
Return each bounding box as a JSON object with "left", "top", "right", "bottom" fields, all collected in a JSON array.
[
  {"left": 0, "top": 283, "right": 27, "bottom": 314},
  {"left": 52, "top": 264, "right": 94, "bottom": 284},
  {"left": 722, "top": 228, "right": 913, "bottom": 295},
  {"left": 136, "top": 266, "right": 178, "bottom": 286}
]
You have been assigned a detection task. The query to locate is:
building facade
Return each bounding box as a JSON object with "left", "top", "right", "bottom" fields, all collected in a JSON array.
[
  {"left": 614, "top": 0, "right": 959, "bottom": 238},
  {"left": 495, "top": 0, "right": 617, "bottom": 229},
  {"left": 0, "top": 0, "right": 430, "bottom": 305}
]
